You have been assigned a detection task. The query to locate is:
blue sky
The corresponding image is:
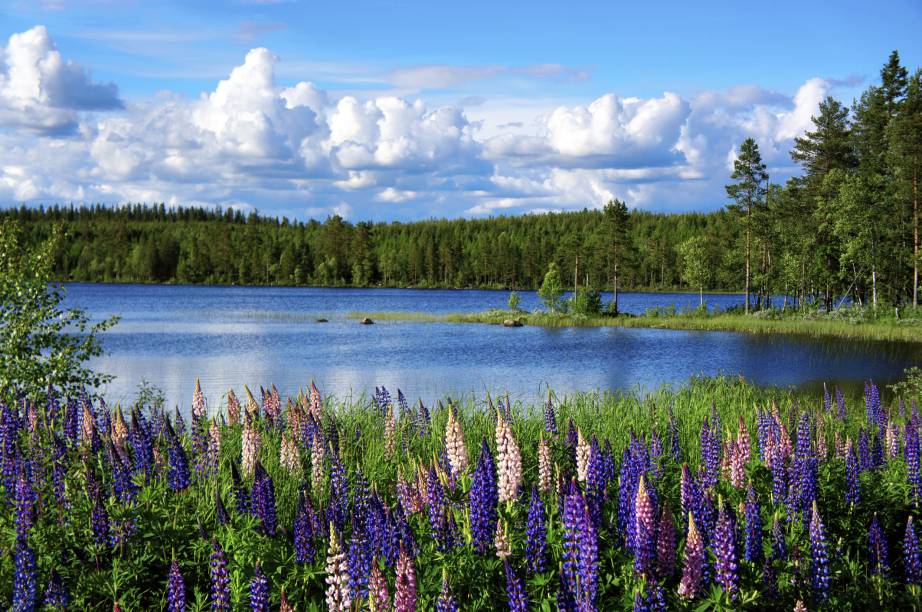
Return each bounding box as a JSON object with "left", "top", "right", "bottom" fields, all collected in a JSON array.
[{"left": 0, "top": 0, "right": 920, "bottom": 220}]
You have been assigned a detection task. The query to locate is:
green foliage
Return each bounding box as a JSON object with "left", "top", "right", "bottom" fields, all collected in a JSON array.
[
  {"left": 538, "top": 262, "right": 565, "bottom": 312},
  {"left": 676, "top": 235, "right": 711, "bottom": 307},
  {"left": 568, "top": 286, "right": 602, "bottom": 316},
  {"left": 507, "top": 291, "right": 521, "bottom": 312},
  {"left": 0, "top": 220, "right": 118, "bottom": 403}
]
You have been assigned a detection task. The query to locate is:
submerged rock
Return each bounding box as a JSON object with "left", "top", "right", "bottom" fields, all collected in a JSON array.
[
  {"left": 360, "top": 317, "right": 374, "bottom": 325},
  {"left": 316, "top": 318, "right": 328, "bottom": 323},
  {"left": 503, "top": 319, "right": 523, "bottom": 327}
]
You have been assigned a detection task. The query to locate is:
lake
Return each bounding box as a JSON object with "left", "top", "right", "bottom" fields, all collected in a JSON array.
[{"left": 63, "top": 283, "right": 922, "bottom": 412}]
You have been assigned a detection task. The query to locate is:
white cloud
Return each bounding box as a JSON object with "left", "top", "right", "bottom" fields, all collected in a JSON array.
[
  {"left": 0, "top": 24, "right": 835, "bottom": 219},
  {"left": 0, "top": 25, "right": 121, "bottom": 134}
]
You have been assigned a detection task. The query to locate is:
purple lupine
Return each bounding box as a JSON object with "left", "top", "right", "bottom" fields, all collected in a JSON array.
[
  {"left": 215, "top": 490, "right": 230, "bottom": 526},
  {"left": 678, "top": 513, "right": 705, "bottom": 600},
  {"left": 566, "top": 418, "right": 578, "bottom": 450},
  {"left": 167, "top": 560, "right": 185, "bottom": 612},
  {"left": 633, "top": 475, "right": 656, "bottom": 577},
  {"left": 906, "top": 422, "right": 921, "bottom": 506},
  {"left": 470, "top": 439, "right": 498, "bottom": 555},
  {"left": 858, "top": 429, "right": 872, "bottom": 471},
  {"left": 12, "top": 538, "right": 37, "bottom": 612},
  {"left": 561, "top": 481, "right": 598, "bottom": 609},
  {"left": 809, "top": 502, "right": 829, "bottom": 603},
  {"left": 656, "top": 502, "right": 677, "bottom": 579},
  {"left": 585, "top": 436, "right": 606, "bottom": 528},
  {"left": 165, "top": 420, "right": 190, "bottom": 492},
  {"left": 649, "top": 431, "right": 664, "bottom": 481},
  {"left": 251, "top": 462, "right": 278, "bottom": 537},
  {"left": 43, "top": 570, "right": 69, "bottom": 610},
  {"left": 700, "top": 417, "right": 719, "bottom": 489},
  {"left": 869, "top": 514, "right": 889, "bottom": 576},
  {"left": 394, "top": 545, "right": 418, "bottom": 612},
  {"left": 667, "top": 404, "right": 681, "bottom": 461},
  {"left": 348, "top": 519, "right": 372, "bottom": 600},
  {"left": 771, "top": 515, "right": 787, "bottom": 561},
  {"left": 14, "top": 468, "right": 35, "bottom": 540},
  {"left": 823, "top": 383, "right": 831, "bottom": 412},
  {"left": 845, "top": 441, "right": 860, "bottom": 505},
  {"left": 426, "top": 465, "right": 452, "bottom": 550},
  {"left": 796, "top": 456, "right": 817, "bottom": 525},
  {"left": 835, "top": 386, "right": 846, "bottom": 420},
  {"left": 249, "top": 563, "right": 269, "bottom": 612},
  {"left": 210, "top": 539, "right": 231, "bottom": 611},
  {"left": 544, "top": 394, "right": 557, "bottom": 435},
  {"left": 328, "top": 453, "right": 349, "bottom": 533},
  {"left": 435, "top": 569, "right": 459, "bottom": 612},
  {"left": 294, "top": 491, "right": 316, "bottom": 564},
  {"left": 619, "top": 444, "right": 642, "bottom": 546},
  {"left": 713, "top": 497, "right": 739, "bottom": 601},
  {"left": 504, "top": 561, "right": 528, "bottom": 612},
  {"left": 91, "top": 490, "right": 111, "bottom": 548},
  {"left": 525, "top": 486, "right": 547, "bottom": 574},
  {"left": 633, "top": 583, "right": 666, "bottom": 611},
  {"left": 906, "top": 516, "right": 921, "bottom": 585},
  {"left": 130, "top": 409, "right": 154, "bottom": 478},
  {"left": 230, "top": 461, "right": 250, "bottom": 515},
  {"left": 63, "top": 399, "right": 78, "bottom": 444},
  {"left": 110, "top": 443, "right": 138, "bottom": 503},
  {"left": 744, "top": 483, "right": 763, "bottom": 564}
]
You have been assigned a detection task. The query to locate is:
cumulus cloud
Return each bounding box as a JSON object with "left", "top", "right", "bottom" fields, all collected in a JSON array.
[
  {"left": 0, "top": 24, "right": 836, "bottom": 219},
  {"left": 0, "top": 26, "right": 122, "bottom": 134}
]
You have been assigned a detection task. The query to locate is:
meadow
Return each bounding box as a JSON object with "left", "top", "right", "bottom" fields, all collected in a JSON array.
[{"left": 2, "top": 375, "right": 922, "bottom": 610}]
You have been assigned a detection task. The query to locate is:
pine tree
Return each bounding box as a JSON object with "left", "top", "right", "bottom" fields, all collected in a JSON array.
[{"left": 725, "top": 138, "right": 768, "bottom": 314}]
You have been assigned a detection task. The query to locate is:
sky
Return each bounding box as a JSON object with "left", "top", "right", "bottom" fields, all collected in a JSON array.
[{"left": 0, "top": 0, "right": 920, "bottom": 221}]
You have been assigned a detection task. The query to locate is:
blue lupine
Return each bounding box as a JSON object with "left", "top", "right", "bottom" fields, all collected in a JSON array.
[
  {"left": 12, "top": 538, "right": 37, "bottom": 612},
  {"left": 713, "top": 498, "right": 738, "bottom": 600},
  {"left": 328, "top": 453, "right": 349, "bottom": 533},
  {"left": 14, "top": 467, "right": 35, "bottom": 539},
  {"left": 700, "top": 417, "right": 719, "bottom": 489},
  {"left": 294, "top": 491, "right": 315, "bottom": 564},
  {"left": 744, "top": 483, "right": 763, "bottom": 564},
  {"left": 427, "top": 465, "right": 453, "bottom": 550},
  {"left": 544, "top": 395, "right": 557, "bottom": 435},
  {"left": 470, "top": 439, "right": 498, "bottom": 555},
  {"left": 586, "top": 437, "right": 606, "bottom": 528},
  {"left": 633, "top": 583, "right": 666, "bottom": 611},
  {"left": 43, "top": 571, "right": 69, "bottom": 610},
  {"left": 869, "top": 514, "right": 889, "bottom": 576},
  {"left": 906, "top": 516, "right": 921, "bottom": 585},
  {"left": 348, "top": 518, "right": 372, "bottom": 600},
  {"left": 771, "top": 515, "right": 787, "bottom": 562},
  {"left": 667, "top": 405, "right": 681, "bottom": 461},
  {"left": 561, "top": 481, "right": 597, "bottom": 609},
  {"left": 249, "top": 563, "right": 269, "bottom": 612},
  {"left": 846, "top": 441, "right": 860, "bottom": 505},
  {"left": 504, "top": 561, "right": 528, "bottom": 612},
  {"left": 215, "top": 490, "right": 230, "bottom": 526},
  {"left": 130, "top": 409, "right": 154, "bottom": 478},
  {"left": 858, "top": 429, "right": 872, "bottom": 471},
  {"left": 165, "top": 420, "right": 190, "bottom": 492},
  {"left": 91, "top": 491, "right": 111, "bottom": 548},
  {"left": 810, "top": 502, "right": 830, "bottom": 603},
  {"left": 210, "top": 539, "right": 231, "bottom": 611},
  {"left": 251, "top": 462, "right": 278, "bottom": 537},
  {"left": 230, "top": 461, "right": 250, "bottom": 514},
  {"left": 167, "top": 560, "right": 185, "bottom": 612},
  {"left": 823, "top": 383, "right": 831, "bottom": 412},
  {"left": 524, "top": 486, "right": 547, "bottom": 574},
  {"left": 906, "top": 423, "right": 921, "bottom": 506},
  {"left": 436, "top": 570, "right": 459, "bottom": 612}
]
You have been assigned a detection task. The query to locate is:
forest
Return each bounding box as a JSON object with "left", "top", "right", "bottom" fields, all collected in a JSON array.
[{"left": 2, "top": 52, "right": 920, "bottom": 310}]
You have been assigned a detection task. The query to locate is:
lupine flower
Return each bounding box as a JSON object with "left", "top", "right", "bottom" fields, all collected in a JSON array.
[
  {"left": 809, "top": 502, "right": 830, "bottom": 603},
  {"left": 279, "top": 589, "right": 294, "bottom": 612},
  {"left": 329, "top": 453, "right": 349, "bottom": 533},
  {"left": 667, "top": 405, "right": 681, "bottom": 461},
  {"left": 249, "top": 563, "right": 269, "bottom": 612},
  {"left": 656, "top": 502, "right": 677, "bottom": 579},
  {"left": 678, "top": 513, "right": 705, "bottom": 600},
  {"left": 525, "top": 486, "right": 547, "bottom": 573},
  {"left": 633, "top": 583, "right": 666, "bottom": 611},
  {"left": 713, "top": 497, "right": 739, "bottom": 600},
  {"left": 230, "top": 461, "right": 250, "bottom": 515},
  {"left": 92, "top": 491, "right": 111, "bottom": 548},
  {"left": 14, "top": 468, "right": 35, "bottom": 539},
  {"left": 544, "top": 393, "right": 557, "bottom": 435},
  {"left": 561, "top": 481, "right": 598, "bottom": 608},
  {"left": 384, "top": 407, "right": 397, "bottom": 460},
  {"left": 310, "top": 433, "right": 327, "bottom": 491},
  {"left": 164, "top": 420, "right": 190, "bottom": 492},
  {"left": 241, "top": 416, "right": 261, "bottom": 478},
  {"left": 869, "top": 514, "right": 889, "bottom": 576},
  {"left": 325, "top": 528, "right": 351, "bottom": 611},
  {"left": 845, "top": 439, "right": 860, "bottom": 505},
  {"left": 226, "top": 389, "right": 241, "bottom": 425},
  {"left": 166, "top": 560, "right": 185, "bottom": 612},
  {"left": 444, "top": 407, "right": 468, "bottom": 477},
  {"left": 495, "top": 413, "right": 522, "bottom": 504},
  {"left": 771, "top": 514, "right": 787, "bottom": 562},
  {"left": 251, "top": 462, "right": 278, "bottom": 537},
  {"left": 538, "top": 434, "right": 552, "bottom": 494},
  {"left": 907, "top": 422, "right": 922, "bottom": 506},
  {"left": 744, "top": 483, "right": 763, "bottom": 564},
  {"left": 279, "top": 433, "right": 300, "bottom": 475},
  {"left": 633, "top": 475, "right": 656, "bottom": 577},
  {"left": 294, "top": 491, "right": 315, "bottom": 564},
  {"left": 368, "top": 558, "right": 390, "bottom": 612},
  {"left": 43, "top": 570, "right": 69, "bottom": 610},
  {"left": 470, "top": 439, "right": 498, "bottom": 554},
  {"left": 111, "top": 405, "right": 128, "bottom": 448},
  {"left": 905, "top": 516, "right": 921, "bottom": 585},
  {"left": 575, "top": 428, "right": 590, "bottom": 483},
  {"left": 394, "top": 545, "right": 418, "bottom": 612},
  {"left": 494, "top": 518, "right": 512, "bottom": 560},
  {"left": 504, "top": 561, "right": 528, "bottom": 612},
  {"left": 700, "top": 417, "right": 719, "bottom": 489},
  {"left": 12, "top": 538, "right": 37, "bottom": 611},
  {"left": 435, "top": 569, "right": 458, "bottom": 612},
  {"left": 427, "top": 465, "right": 453, "bottom": 550},
  {"left": 210, "top": 539, "right": 231, "bottom": 611},
  {"left": 886, "top": 421, "right": 901, "bottom": 460}
]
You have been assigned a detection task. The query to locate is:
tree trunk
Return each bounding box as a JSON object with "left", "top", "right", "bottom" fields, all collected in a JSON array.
[
  {"left": 613, "top": 264, "right": 620, "bottom": 315},
  {"left": 745, "top": 207, "right": 751, "bottom": 314},
  {"left": 914, "top": 170, "right": 919, "bottom": 308},
  {"left": 699, "top": 286, "right": 704, "bottom": 308}
]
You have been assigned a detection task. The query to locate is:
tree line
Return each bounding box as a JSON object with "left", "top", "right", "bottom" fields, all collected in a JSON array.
[{"left": 1, "top": 51, "right": 919, "bottom": 311}]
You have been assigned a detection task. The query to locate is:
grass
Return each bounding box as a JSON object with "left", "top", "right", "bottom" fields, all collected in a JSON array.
[{"left": 348, "top": 306, "right": 922, "bottom": 343}]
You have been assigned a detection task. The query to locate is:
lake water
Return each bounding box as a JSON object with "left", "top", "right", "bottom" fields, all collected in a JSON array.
[{"left": 63, "top": 283, "right": 922, "bottom": 412}]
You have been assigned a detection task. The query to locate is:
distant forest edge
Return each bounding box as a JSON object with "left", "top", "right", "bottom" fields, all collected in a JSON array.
[{"left": 2, "top": 52, "right": 921, "bottom": 309}]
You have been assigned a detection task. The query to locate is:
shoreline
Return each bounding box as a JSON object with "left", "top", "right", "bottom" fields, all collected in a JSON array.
[{"left": 347, "top": 308, "right": 922, "bottom": 344}]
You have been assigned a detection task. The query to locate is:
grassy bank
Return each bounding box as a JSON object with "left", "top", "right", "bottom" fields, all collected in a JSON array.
[{"left": 348, "top": 307, "right": 922, "bottom": 343}]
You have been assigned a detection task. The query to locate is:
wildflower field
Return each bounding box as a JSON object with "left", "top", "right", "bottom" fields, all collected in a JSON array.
[{"left": 2, "top": 376, "right": 922, "bottom": 611}]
